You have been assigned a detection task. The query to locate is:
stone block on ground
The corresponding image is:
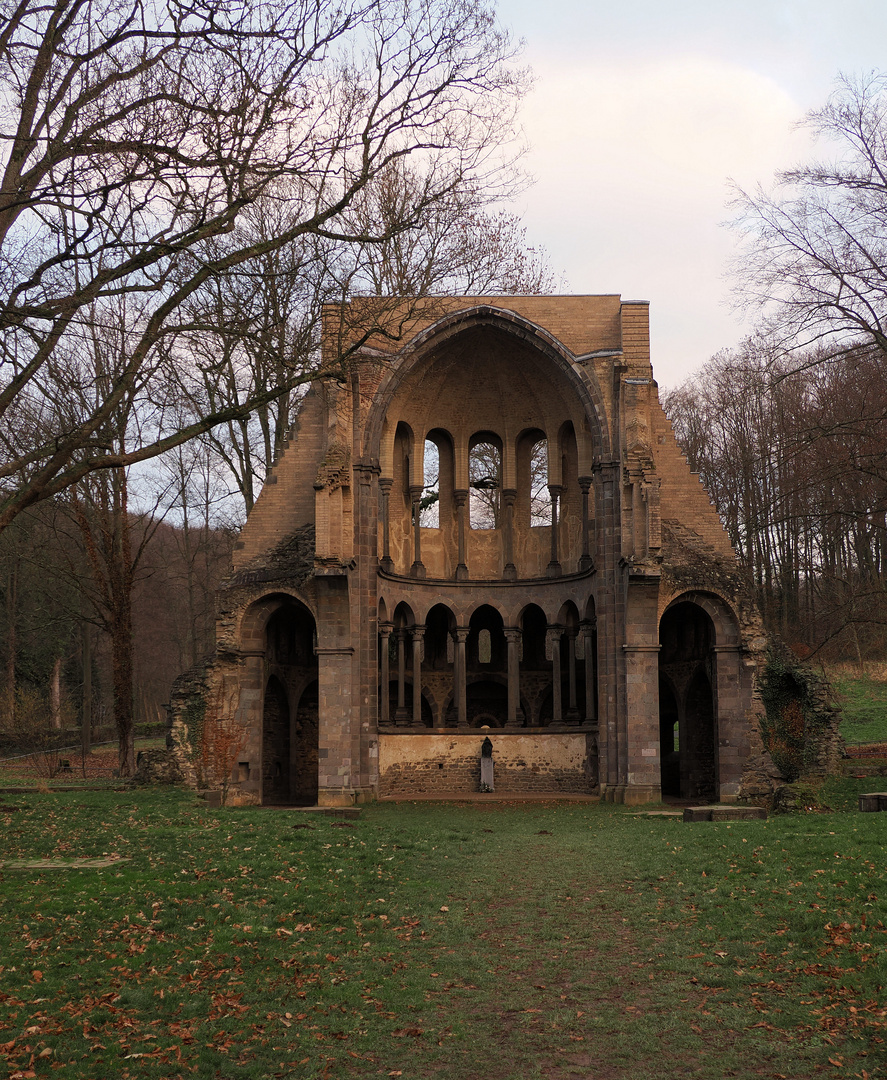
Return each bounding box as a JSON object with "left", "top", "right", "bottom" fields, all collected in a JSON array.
[{"left": 858, "top": 793, "right": 887, "bottom": 812}]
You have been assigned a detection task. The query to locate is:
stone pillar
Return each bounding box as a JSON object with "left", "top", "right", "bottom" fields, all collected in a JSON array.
[
  {"left": 411, "top": 625, "right": 425, "bottom": 727},
  {"left": 315, "top": 644, "right": 356, "bottom": 807},
  {"left": 621, "top": 642, "right": 662, "bottom": 805},
  {"left": 504, "top": 628, "right": 521, "bottom": 725},
  {"left": 502, "top": 489, "right": 517, "bottom": 580},
  {"left": 581, "top": 617, "right": 597, "bottom": 724},
  {"left": 713, "top": 644, "right": 746, "bottom": 801},
  {"left": 579, "top": 476, "right": 593, "bottom": 570},
  {"left": 454, "top": 489, "right": 469, "bottom": 580},
  {"left": 395, "top": 628, "right": 409, "bottom": 725},
  {"left": 645, "top": 475, "right": 662, "bottom": 556},
  {"left": 566, "top": 627, "right": 579, "bottom": 722},
  {"left": 547, "top": 485, "right": 563, "bottom": 576},
  {"left": 379, "top": 478, "right": 394, "bottom": 572},
  {"left": 379, "top": 622, "right": 393, "bottom": 726},
  {"left": 546, "top": 626, "right": 563, "bottom": 723},
  {"left": 454, "top": 628, "right": 469, "bottom": 727},
  {"left": 595, "top": 458, "right": 621, "bottom": 801},
  {"left": 410, "top": 485, "right": 425, "bottom": 578},
  {"left": 235, "top": 650, "right": 265, "bottom": 801},
  {"left": 632, "top": 475, "right": 644, "bottom": 560}
]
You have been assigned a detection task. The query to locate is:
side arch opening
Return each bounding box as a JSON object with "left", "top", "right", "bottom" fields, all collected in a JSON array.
[
  {"left": 262, "top": 601, "right": 319, "bottom": 805},
  {"left": 658, "top": 601, "right": 718, "bottom": 801}
]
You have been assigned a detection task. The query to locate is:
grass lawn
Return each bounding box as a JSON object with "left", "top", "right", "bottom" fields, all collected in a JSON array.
[
  {"left": 1, "top": 787, "right": 886, "bottom": 1079},
  {"left": 832, "top": 670, "right": 887, "bottom": 746}
]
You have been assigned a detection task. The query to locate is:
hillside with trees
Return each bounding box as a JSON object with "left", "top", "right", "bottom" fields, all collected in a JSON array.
[{"left": 665, "top": 74, "right": 887, "bottom": 664}]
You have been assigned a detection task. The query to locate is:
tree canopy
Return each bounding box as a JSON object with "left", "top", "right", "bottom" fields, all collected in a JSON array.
[
  {"left": 732, "top": 72, "right": 887, "bottom": 356},
  {"left": 0, "top": 0, "right": 529, "bottom": 531}
]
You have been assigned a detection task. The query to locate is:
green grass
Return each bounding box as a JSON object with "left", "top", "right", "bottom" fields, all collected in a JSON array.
[
  {"left": 1, "top": 791, "right": 886, "bottom": 1079},
  {"left": 833, "top": 672, "right": 887, "bottom": 745}
]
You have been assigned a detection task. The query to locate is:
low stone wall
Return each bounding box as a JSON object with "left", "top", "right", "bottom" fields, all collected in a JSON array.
[
  {"left": 131, "top": 749, "right": 185, "bottom": 786},
  {"left": 378, "top": 732, "right": 596, "bottom": 796}
]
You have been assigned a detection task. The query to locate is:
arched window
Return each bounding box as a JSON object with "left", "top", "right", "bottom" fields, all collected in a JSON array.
[
  {"left": 529, "top": 439, "right": 552, "bottom": 526},
  {"left": 420, "top": 438, "right": 440, "bottom": 527},
  {"left": 469, "top": 436, "right": 501, "bottom": 529}
]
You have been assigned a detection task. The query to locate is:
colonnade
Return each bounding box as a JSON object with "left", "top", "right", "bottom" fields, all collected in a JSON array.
[
  {"left": 378, "top": 474, "right": 595, "bottom": 579},
  {"left": 378, "top": 618, "right": 597, "bottom": 728}
]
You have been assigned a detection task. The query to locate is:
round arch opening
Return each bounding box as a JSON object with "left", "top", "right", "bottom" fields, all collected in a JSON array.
[
  {"left": 658, "top": 601, "right": 718, "bottom": 801},
  {"left": 261, "top": 600, "right": 319, "bottom": 806}
]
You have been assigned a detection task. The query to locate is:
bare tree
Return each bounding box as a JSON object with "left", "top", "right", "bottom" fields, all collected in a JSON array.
[
  {"left": 178, "top": 162, "right": 561, "bottom": 520},
  {"left": 0, "top": 0, "right": 529, "bottom": 532},
  {"left": 732, "top": 72, "right": 887, "bottom": 357}
]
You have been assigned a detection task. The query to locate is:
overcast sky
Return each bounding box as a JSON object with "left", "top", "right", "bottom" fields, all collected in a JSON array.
[{"left": 496, "top": 0, "right": 886, "bottom": 387}]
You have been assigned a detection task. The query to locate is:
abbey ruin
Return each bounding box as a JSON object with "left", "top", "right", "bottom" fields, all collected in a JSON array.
[{"left": 171, "top": 296, "right": 773, "bottom": 805}]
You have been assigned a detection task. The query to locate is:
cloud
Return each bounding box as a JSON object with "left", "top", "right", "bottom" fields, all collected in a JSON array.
[{"left": 515, "top": 56, "right": 816, "bottom": 381}]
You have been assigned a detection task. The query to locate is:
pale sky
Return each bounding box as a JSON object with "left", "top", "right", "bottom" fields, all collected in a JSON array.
[{"left": 497, "top": 0, "right": 887, "bottom": 387}]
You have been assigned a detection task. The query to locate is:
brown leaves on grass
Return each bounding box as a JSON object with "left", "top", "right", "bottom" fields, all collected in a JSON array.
[{"left": 825, "top": 921, "right": 854, "bottom": 947}]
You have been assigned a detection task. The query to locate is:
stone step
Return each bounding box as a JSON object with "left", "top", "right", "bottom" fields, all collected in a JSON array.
[{"left": 684, "top": 805, "right": 767, "bottom": 822}]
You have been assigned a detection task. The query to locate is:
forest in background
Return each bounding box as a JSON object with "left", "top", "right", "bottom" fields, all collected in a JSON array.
[
  {"left": 664, "top": 340, "right": 887, "bottom": 664},
  {"left": 0, "top": 482, "right": 233, "bottom": 755}
]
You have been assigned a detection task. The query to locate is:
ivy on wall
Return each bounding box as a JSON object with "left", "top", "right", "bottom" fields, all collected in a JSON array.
[{"left": 758, "top": 651, "right": 837, "bottom": 781}]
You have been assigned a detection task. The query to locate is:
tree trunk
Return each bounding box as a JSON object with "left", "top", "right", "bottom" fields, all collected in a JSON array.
[
  {"left": 50, "top": 657, "right": 62, "bottom": 729},
  {"left": 113, "top": 615, "right": 136, "bottom": 775},
  {"left": 4, "top": 562, "right": 16, "bottom": 720},
  {"left": 81, "top": 620, "right": 92, "bottom": 775}
]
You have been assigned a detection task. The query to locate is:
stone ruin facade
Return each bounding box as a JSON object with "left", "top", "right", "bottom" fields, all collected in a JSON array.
[{"left": 170, "top": 295, "right": 778, "bottom": 806}]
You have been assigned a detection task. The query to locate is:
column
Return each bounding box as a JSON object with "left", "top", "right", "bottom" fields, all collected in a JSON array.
[
  {"left": 454, "top": 489, "right": 469, "bottom": 580},
  {"left": 713, "top": 644, "right": 746, "bottom": 800},
  {"left": 378, "top": 478, "right": 394, "bottom": 572},
  {"left": 502, "top": 488, "right": 517, "bottom": 580},
  {"left": 411, "top": 625, "right": 425, "bottom": 727},
  {"left": 632, "top": 475, "right": 644, "bottom": 559},
  {"left": 410, "top": 485, "right": 425, "bottom": 578},
  {"left": 547, "top": 626, "right": 563, "bottom": 722},
  {"left": 454, "top": 628, "right": 469, "bottom": 727},
  {"left": 581, "top": 617, "right": 597, "bottom": 724},
  {"left": 504, "top": 628, "right": 521, "bottom": 725},
  {"left": 395, "top": 628, "right": 409, "bottom": 725},
  {"left": 379, "top": 622, "right": 393, "bottom": 725},
  {"left": 621, "top": 643, "right": 661, "bottom": 804},
  {"left": 547, "top": 485, "right": 563, "bottom": 576},
  {"left": 566, "top": 627, "right": 579, "bottom": 722},
  {"left": 578, "top": 476, "right": 593, "bottom": 570}
]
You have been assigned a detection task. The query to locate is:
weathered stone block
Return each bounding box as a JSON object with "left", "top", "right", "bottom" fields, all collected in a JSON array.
[{"left": 858, "top": 793, "right": 887, "bottom": 812}]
